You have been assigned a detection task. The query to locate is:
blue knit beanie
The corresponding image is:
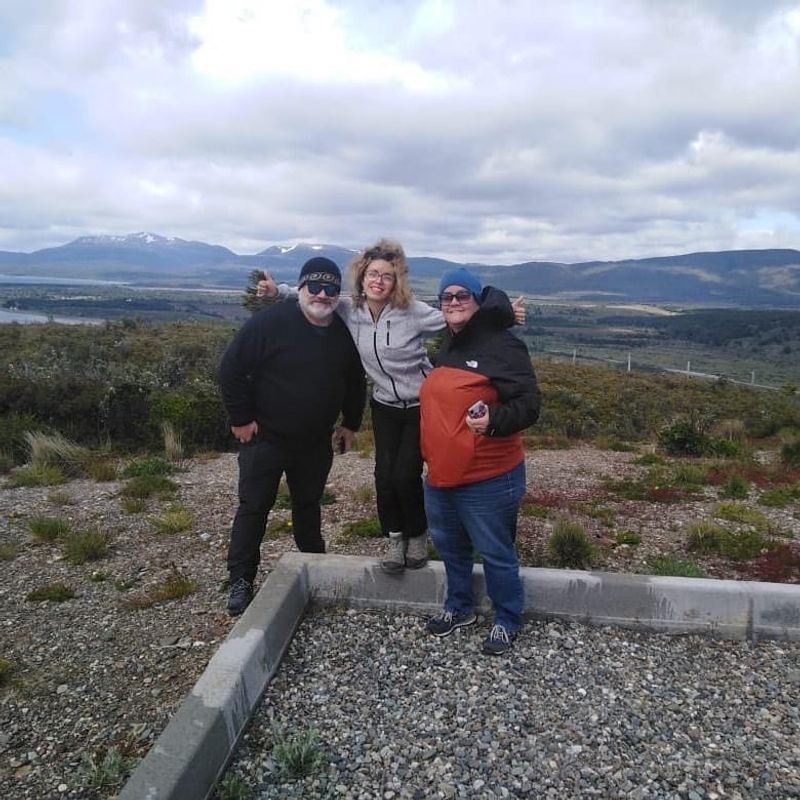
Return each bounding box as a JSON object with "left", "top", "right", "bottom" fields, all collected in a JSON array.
[{"left": 438, "top": 267, "right": 482, "bottom": 301}]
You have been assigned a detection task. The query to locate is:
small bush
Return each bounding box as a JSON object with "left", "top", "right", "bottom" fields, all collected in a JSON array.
[
  {"left": 658, "top": 416, "right": 711, "bottom": 456},
  {"left": 720, "top": 474, "right": 750, "bottom": 499},
  {"left": 28, "top": 515, "right": 71, "bottom": 543},
  {"left": 741, "top": 543, "right": 800, "bottom": 583},
  {"left": 61, "top": 528, "right": 111, "bottom": 565},
  {"left": 718, "top": 530, "right": 774, "bottom": 561},
  {"left": 87, "top": 458, "right": 118, "bottom": 482},
  {"left": 47, "top": 489, "right": 75, "bottom": 506},
  {"left": 648, "top": 556, "right": 706, "bottom": 578},
  {"left": 120, "top": 474, "right": 178, "bottom": 500},
  {"left": 781, "top": 440, "right": 800, "bottom": 469},
  {"left": 161, "top": 420, "right": 184, "bottom": 463},
  {"left": 0, "top": 543, "right": 19, "bottom": 560},
  {"left": 686, "top": 520, "right": 728, "bottom": 553},
  {"left": 520, "top": 502, "right": 550, "bottom": 519},
  {"left": 340, "top": 517, "right": 383, "bottom": 540},
  {"left": 615, "top": 531, "right": 641, "bottom": 546},
  {"left": 320, "top": 489, "right": 337, "bottom": 506},
  {"left": 0, "top": 451, "right": 13, "bottom": 474},
  {"left": 274, "top": 485, "right": 291, "bottom": 509},
  {"left": 712, "top": 503, "right": 772, "bottom": 532},
  {"left": 25, "top": 431, "right": 90, "bottom": 477},
  {"left": 271, "top": 720, "right": 325, "bottom": 780},
  {"left": 216, "top": 772, "right": 252, "bottom": 800},
  {"left": 6, "top": 464, "right": 67, "bottom": 487},
  {"left": 0, "top": 657, "right": 13, "bottom": 686},
  {"left": 74, "top": 747, "right": 135, "bottom": 793},
  {"left": 26, "top": 582, "right": 76, "bottom": 602},
  {"left": 633, "top": 453, "right": 666, "bottom": 466},
  {"left": 125, "top": 567, "right": 198, "bottom": 609},
  {"left": 353, "top": 484, "right": 375, "bottom": 503},
  {"left": 758, "top": 488, "right": 794, "bottom": 508},
  {"left": 122, "top": 456, "right": 176, "bottom": 478},
  {"left": 266, "top": 518, "right": 293, "bottom": 539},
  {"left": 669, "top": 463, "right": 709, "bottom": 488},
  {"left": 548, "top": 517, "right": 593, "bottom": 568},
  {"left": 121, "top": 497, "right": 147, "bottom": 514},
  {"left": 149, "top": 505, "right": 193, "bottom": 535}
]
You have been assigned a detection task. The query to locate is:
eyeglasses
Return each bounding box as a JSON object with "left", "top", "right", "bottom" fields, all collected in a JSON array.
[
  {"left": 439, "top": 290, "right": 473, "bottom": 305},
  {"left": 303, "top": 280, "right": 340, "bottom": 297},
  {"left": 365, "top": 269, "right": 396, "bottom": 284}
]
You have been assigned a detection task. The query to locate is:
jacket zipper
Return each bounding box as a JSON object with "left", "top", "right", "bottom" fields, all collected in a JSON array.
[{"left": 373, "top": 327, "right": 401, "bottom": 403}]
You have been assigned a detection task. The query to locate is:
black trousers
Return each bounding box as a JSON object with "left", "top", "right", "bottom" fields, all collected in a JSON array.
[
  {"left": 371, "top": 399, "right": 427, "bottom": 540},
  {"left": 227, "top": 436, "right": 332, "bottom": 583}
]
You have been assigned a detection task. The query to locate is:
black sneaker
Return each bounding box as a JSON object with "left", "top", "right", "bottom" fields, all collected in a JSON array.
[
  {"left": 426, "top": 609, "right": 477, "bottom": 637},
  {"left": 482, "top": 624, "right": 517, "bottom": 655},
  {"left": 227, "top": 578, "right": 254, "bottom": 616}
]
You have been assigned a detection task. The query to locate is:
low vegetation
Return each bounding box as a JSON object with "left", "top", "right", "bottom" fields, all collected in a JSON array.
[{"left": 26, "top": 582, "right": 76, "bottom": 602}]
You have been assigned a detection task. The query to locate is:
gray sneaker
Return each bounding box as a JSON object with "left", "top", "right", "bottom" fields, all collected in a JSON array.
[
  {"left": 380, "top": 532, "right": 405, "bottom": 574},
  {"left": 405, "top": 533, "right": 428, "bottom": 569},
  {"left": 482, "top": 624, "right": 517, "bottom": 655},
  {"left": 426, "top": 609, "right": 477, "bottom": 637}
]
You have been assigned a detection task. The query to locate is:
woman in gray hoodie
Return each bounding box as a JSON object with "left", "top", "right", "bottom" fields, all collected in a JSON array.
[{"left": 262, "top": 238, "right": 523, "bottom": 572}]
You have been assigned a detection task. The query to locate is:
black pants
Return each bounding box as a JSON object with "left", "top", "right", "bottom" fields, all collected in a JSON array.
[
  {"left": 227, "top": 436, "right": 332, "bottom": 583},
  {"left": 371, "top": 399, "right": 427, "bottom": 540}
]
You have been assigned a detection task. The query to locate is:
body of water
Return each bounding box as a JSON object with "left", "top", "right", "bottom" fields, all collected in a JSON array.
[{"left": 0, "top": 308, "right": 102, "bottom": 325}]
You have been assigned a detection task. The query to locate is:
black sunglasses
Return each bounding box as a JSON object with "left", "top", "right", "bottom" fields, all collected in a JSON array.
[
  {"left": 439, "top": 290, "right": 473, "bottom": 304},
  {"left": 303, "top": 280, "right": 340, "bottom": 297}
]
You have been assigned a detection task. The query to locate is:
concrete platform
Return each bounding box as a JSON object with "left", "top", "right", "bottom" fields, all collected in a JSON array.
[{"left": 120, "top": 555, "right": 800, "bottom": 800}]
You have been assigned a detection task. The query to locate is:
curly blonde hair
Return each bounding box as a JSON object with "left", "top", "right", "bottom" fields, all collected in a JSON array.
[{"left": 348, "top": 238, "right": 414, "bottom": 310}]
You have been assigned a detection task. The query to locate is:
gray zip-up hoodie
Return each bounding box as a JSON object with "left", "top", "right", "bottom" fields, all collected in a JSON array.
[{"left": 274, "top": 286, "right": 443, "bottom": 407}]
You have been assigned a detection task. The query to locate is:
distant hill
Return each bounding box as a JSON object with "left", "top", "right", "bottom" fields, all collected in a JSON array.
[{"left": 1, "top": 233, "right": 799, "bottom": 307}]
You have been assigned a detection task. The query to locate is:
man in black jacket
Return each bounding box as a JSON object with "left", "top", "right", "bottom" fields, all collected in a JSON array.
[{"left": 219, "top": 257, "right": 366, "bottom": 615}]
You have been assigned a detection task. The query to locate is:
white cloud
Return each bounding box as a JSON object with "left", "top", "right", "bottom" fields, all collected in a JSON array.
[{"left": 0, "top": 0, "right": 799, "bottom": 264}]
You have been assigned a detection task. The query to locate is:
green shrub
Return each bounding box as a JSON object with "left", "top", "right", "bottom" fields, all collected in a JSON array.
[
  {"left": 669, "top": 463, "right": 709, "bottom": 488},
  {"left": 0, "top": 657, "right": 13, "bottom": 686},
  {"left": 149, "top": 505, "right": 193, "bottom": 535},
  {"left": 125, "top": 567, "right": 197, "bottom": 609},
  {"left": 0, "top": 543, "right": 19, "bottom": 560},
  {"left": 712, "top": 502, "right": 772, "bottom": 532},
  {"left": 548, "top": 517, "right": 593, "bottom": 568},
  {"left": 28, "top": 515, "right": 71, "bottom": 543},
  {"left": 647, "top": 556, "right": 706, "bottom": 578},
  {"left": 720, "top": 473, "right": 750, "bottom": 499},
  {"left": 25, "top": 431, "right": 91, "bottom": 477},
  {"left": 658, "top": 416, "right": 711, "bottom": 456},
  {"left": 61, "top": 528, "right": 111, "bottom": 565},
  {"left": 216, "top": 772, "right": 252, "bottom": 800},
  {"left": 87, "top": 458, "right": 118, "bottom": 482},
  {"left": 633, "top": 452, "right": 666, "bottom": 466},
  {"left": 121, "top": 497, "right": 147, "bottom": 514},
  {"left": 271, "top": 721, "right": 325, "bottom": 780},
  {"left": 0, "top": 412, "right": 40, "bottom": 466},
  {"left": 758, "top": 487, "right": 795, "bottom": 508},
  {"left": 340, "top": 517, "right": 383, "bottom": 540},
  {"left": 266, "top": 518, "right": 293, "bottom": 539},
  {"left": 74, "top": 747, "right": 135, "bottom": 793},
  {"left": 47, "top": 489, "right": 75, "bottom": 506},
  {"left": 120, "top": 474, "right": 178, "bottom": 500},
  {"left": 686, "top": 520, "right": 728, "bottom": 553},
  {"left": 6, "top": 464, "right": 67, "bottom": 487},
  {"left": 0, "top": 451, "right": 13, "bottom": 474},
  {"left": 520, "top": 502, "right": 550, "bottom": 519},
  {"left": 615, "top": 531, "right": 641, "bottom": 546},
  {"left": 781, "top": 440, "right": 800, "bottom": 468},
  {"left": 26, "top": 582, "right": 76, "bottom": 602},
  {"left": 320, "top": 489, "right": 337, "bottom": 506},
  {"left": 122, "top": 456, "right": 176, "bottom": 478},
  {"left": 718, "top": 530, "right": 774, "bottom": 561}
]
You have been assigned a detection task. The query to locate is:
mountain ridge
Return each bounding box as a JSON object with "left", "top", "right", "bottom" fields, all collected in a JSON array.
[{"left": 1, "top": 233, "right": 799, "bottom": 307}]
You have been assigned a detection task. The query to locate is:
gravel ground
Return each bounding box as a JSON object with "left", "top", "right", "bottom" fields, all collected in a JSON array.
[
  {"left": 1, "top": 444, "right": 798, "bottom": 798},
  {"left": 230, "top": 607, "right": 800, "bottom": 800}
]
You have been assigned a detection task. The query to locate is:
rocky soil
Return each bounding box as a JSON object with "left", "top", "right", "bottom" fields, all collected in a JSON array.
[{"left": 0, "top": 445, "right": 798, "bottom": 798}]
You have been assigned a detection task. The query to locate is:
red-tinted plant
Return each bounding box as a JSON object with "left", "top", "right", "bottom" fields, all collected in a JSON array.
[{"left": 739, "top": 543, "right": 800, "bottom": 583}]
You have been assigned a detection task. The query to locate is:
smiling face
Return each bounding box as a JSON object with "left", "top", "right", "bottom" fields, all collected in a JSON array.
[
  {"left": 298, "top": 281, "right": 340, "bottom": 325},
  {"left": 440, "top": 284, "right": 479, "bottom": 332},
  {"left": 362, "top": 258, "right": 397, "bottom": 305}
]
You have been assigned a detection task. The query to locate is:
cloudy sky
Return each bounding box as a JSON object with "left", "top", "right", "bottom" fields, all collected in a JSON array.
[{"left": 1, "top": 0, "right": 800, "bottom": 264}]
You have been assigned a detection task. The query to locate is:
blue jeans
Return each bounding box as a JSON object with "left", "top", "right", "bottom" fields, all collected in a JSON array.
[{"left": 424, "top": 461, "right": 526, "bottom": 632}]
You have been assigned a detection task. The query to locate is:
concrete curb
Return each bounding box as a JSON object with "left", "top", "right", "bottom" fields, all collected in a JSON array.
[{"left": 121, "top": 555, "right": 800, "bottom": 800}]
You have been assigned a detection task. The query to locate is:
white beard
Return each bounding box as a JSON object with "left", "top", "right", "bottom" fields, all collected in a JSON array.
[{"left": 299, "top": 293, "right": 339, "bottom": 325}]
